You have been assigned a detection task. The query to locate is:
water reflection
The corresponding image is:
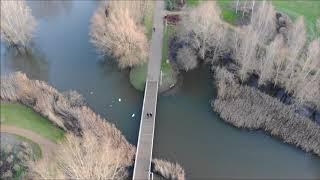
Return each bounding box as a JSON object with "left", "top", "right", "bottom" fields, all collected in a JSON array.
[
  {"left": 27, "top": 0, "right": 73, "bottom": 19},
  {"left": 2, "top": 47, "right": 49, "bottom": 81}
]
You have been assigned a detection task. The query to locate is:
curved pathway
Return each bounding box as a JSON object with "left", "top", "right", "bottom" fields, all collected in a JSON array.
[{"left": 0, "top": 125, "right": 57, "bottom": 158}]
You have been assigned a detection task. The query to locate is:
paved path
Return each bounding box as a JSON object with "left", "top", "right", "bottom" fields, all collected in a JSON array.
[
  {"left": 0, "top": 125, "right": 57, "bottom": 158},
  {"left": 133, "top": 1, "right": 164, "bottom": 180}
]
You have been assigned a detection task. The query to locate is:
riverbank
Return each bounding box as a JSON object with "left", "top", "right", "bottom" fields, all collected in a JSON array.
[
  {"left": 130, "top": 22, "right": 178, "bottom": 93},
  {"left": 0, "top": 72, "right": 184, "bottom": 179},
  {"left": 212, "top": 67, "right": 320, "bottom": 156},
  {"left": 1, "top": 103, "right": 64, "bottom": 142},
  {"left": 1, "top": 72, "right": 135, "bottom": 177}
]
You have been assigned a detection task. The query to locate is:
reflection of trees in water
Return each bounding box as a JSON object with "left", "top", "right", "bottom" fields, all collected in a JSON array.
[
  {"left": 27, "top": 0, "right": 73, "bottom": 19},
  {"left": 97, "top": 55, "right": 127, "bottom": 76},
  {"left": 3, "top": 48, "right": 49, "bottom": 81}
]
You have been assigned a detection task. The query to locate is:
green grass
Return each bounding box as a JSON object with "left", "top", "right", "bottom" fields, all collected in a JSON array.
[
  {"left": 272, "top": 0, "right": 320, "bottom": 38},
  {"left": 186, "top": 0, "right": 320, "bottom": 38},
  {"left": 129, "top": 2, "right": 155, "bottom": 91},
  {"left": 144, "top": 2, "right": 155, "bottom": 40},
  {"left": 129, "top": 24, "right": 177, "bottom": 91},
  {"left": 218, "top": 0, "right": 241, "bottom": 25},
  {"left": 161, "top": 24, "right": 177, "bottom": 87},
  {"left": 186, "top": 0, "right": 202, "bottom": 7},
  {"left": 1, "top": 103, "right": 65, "bottom": 142},
  {"left": 130, "top": 63, "right": 148, "bottom": 91}
]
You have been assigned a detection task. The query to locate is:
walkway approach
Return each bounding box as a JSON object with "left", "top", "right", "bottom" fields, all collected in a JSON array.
[{"left": 133, "top": 1, "right": 164, "bottom": 180}]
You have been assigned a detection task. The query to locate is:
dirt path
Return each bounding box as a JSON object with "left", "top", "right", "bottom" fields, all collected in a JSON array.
[{"left": 0, "top": 125, "right": 57, "bottom": 158}]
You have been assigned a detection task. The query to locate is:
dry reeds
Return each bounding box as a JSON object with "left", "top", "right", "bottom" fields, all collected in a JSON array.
[
  {"left": 0, "top": 72, "right": 135, "bottom": 167},
  {"left": 152, "top": 159, "right": 185, "bottom": 180},
  {"left": 213, "top": 67, "right": 320, "bottom": 156}
]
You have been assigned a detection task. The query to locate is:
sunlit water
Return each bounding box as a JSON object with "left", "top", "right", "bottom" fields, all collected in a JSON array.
[{"left": 1, "top": 1, "right": 319, "bottom": 179}]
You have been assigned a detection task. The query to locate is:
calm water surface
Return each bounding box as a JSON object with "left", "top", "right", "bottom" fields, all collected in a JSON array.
[{"left": 1, "top": 1, "right": 320, "bottom": 179}]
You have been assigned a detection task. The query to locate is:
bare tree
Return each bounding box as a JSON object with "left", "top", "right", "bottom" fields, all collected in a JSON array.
[
  {"left": 251, "top": 0, "right": 276, "bottom": 44},
  {"left": 300, "top": 39, "right": 320, "bottom": 81},
  {"left": 32, "top": 131, "right": 128, "bottom": 179},
  {"left": 179, "top": 1, "right": 226, "bottom": 61},
  {"left": 234, "top": 0, "right": 255, "bottom": 17},
  {"left": 294, "top": 39, "right": 320, "bottom": 107},
  {"left": 283, "top": 17, "right": 307, "bottom": 93},
  {"left": 176, "top": 47, "right": 198, "bottom": 71},
  {"left": 259, "top": 35, "right": 285, "bottom": 85},
  {"left": 234, "top": 26, "right": 259, "bottom": 81},
  {"left": 272, "top": 39, "right": 288, "bottom": 87},
  {"left": 0, "top": 0, "right": 37, "bottom": 52},
  {"left": 90, "top": 1, "right": 150, "bottom": 69}
]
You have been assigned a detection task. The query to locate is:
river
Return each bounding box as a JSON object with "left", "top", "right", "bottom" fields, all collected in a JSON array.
[{"left": 1, "top": 1, "right": 320, "bottom": 179}]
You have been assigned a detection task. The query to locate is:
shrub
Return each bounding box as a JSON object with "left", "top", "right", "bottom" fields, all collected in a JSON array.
[
  {"left": 176, "top": 47, "right": 197, "bottom": 71},
  {"left": 0, "top": 143, "right": 32, "bottom": 179},
  {"left": 152, "top": 159, "right": 185, "bottom": 180}
]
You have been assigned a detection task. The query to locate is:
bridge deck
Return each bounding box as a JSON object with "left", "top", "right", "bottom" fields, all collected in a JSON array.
[{"left": 133, "top": 1, "right": 164, "bottom": 180}]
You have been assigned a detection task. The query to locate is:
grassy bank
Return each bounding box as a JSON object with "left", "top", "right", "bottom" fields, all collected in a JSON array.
[
  {"left": 130, "top": 22, "right": 177, "bottom": 91},
  {"left": 272, "top": 0, "right": 320, "bottom": 38},
  {"left": 160, "top": 24, "right": 177, "bottom": 90},
  {"left": 186, "top": 0, "right": 319, "bottom": 37},
  {"left": 0, "top": 103, "right": 65, "bottom": 142},
  {"left": 130, "top": 63, "right": 148, "bottom": 91}
]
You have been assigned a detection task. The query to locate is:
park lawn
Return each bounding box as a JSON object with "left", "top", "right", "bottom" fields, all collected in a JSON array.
[
  {"left": 186, "top": 0, "right": 202, "bottom": 7},
  {"left": 218, "top": 1, "right": 241, "bottom": 25},
  {"left": 0, "top": 103, "right": 65, "bottom": 143},
  {"left": 130, "top": 63, "right": 148, "bottom": 91},
  {"left": 187, "top": 0, "right": 319, "bottom": 38},
  {"left": 161, "top": 24, "right": 177, "bottom": 87},
  {"left": 272, "top": 0, "right": 320, "bottom": 38}
]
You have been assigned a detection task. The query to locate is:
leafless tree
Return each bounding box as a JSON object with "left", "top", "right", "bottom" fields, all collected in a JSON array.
[
  {"left": 233, "top": 26, "right": 259, "bottom": 81},
  {"left": 251, "top": 1, "right": 276, "bottom": 44},
  {"left": 32, "top": 131, "right": 127, "bottom": 179},
  {"left": 176, "top": 47, "right": 198, "bottom": 71},
  {"left": 294, "top": 39, "right": 320, "bottom": 107},
  {"left": 272, "top": 38, "right": 288, "bottom": 87},
  {"left": 107, "top": 0, "right": 153, "bottom": 23},
  {"left": 300, "top": 39, "right": 320, "bottom": 81},
  {"left": 283, "top": 17, "right": 307, "bottom": 93},
  {"left": 234, "top": 0, "right": 255, "bottom": 16},
  {"left": 259, "top": 35, "right": 285, "bottom": 85},
  {"left": 179, "top": 1, "right": 227, "bottom": 61},
  {"left": 0, "top": 0, "right": 37, "bottom": 52},
  {"left": 90, "top": 1, "right": 150, "bottom": 69}
]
